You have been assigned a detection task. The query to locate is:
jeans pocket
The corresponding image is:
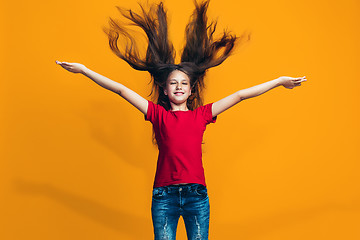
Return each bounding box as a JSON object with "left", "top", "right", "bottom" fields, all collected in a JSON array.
[
  {"left": 195, "top": 185, "right": 208, "bottom": 197},
  {"left": 152, "top": 187, "right": 166, "bottom": 199}
]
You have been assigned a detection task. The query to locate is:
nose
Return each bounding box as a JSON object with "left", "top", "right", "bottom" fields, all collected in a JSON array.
[{"left": 176, "top": 84, "right": 182, "bottom": 90}]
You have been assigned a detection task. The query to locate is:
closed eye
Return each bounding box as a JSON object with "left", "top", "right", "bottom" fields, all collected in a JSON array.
[{"left": 169, "top": 82, "right": 188, "bottom": 85}]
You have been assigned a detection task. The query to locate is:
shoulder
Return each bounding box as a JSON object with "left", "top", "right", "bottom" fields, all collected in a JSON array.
[
  {"left": 147, "top": 100, "right": 166, "bottom": 111},
  {"left": 195, "top": 103, "right": 214, "bottom": 114}
]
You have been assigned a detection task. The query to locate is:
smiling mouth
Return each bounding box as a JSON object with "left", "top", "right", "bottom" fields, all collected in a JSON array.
[{"left": 174, "top": 92, "right": 184, "bottom": 95}]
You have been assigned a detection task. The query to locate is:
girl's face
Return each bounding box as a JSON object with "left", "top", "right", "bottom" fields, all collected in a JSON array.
[{"left": 164, "top": 70, "right": 192, "bottom": 105}]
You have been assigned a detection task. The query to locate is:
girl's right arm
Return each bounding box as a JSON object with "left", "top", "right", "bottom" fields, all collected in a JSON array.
[{"left": 55, "top": 61, "right": 148, "bottom": 115}]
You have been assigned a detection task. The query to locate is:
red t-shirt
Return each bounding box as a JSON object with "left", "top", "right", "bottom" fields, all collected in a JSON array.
[{"left": 145, "top": 100, "right": 217, "bottom": 188}]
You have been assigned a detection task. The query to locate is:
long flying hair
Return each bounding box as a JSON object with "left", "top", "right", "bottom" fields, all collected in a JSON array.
[{"left": 102, "top": 0, "right": 250, "bottom": 144}]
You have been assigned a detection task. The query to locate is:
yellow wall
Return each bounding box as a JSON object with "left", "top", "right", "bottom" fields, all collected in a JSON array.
[{"left": 1, "top": 0, "right": 359, "bottom": 239}]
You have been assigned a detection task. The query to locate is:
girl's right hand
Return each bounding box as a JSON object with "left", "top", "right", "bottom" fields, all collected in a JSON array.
[
  {"left": 278, "top": 76, "right": 307, "bottom": 89},
  {"left": 55, "top": 61, "right": 86, "bottom": 74}
]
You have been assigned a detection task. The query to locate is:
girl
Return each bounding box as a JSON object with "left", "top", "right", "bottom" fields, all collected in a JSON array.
[{"left": 56, "top": 0, "right": 307, "bottom": 239}]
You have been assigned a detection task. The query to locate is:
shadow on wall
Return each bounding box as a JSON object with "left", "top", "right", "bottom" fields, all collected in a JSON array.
[
  {"left": 13, "top": 178, "right": 360, "bottom": 239},
  {"left": 13, "top": 179, "right": 152, "bottom": 239},
  {"left": 77, "top": 98, "right": 157, "bottom": 170}
]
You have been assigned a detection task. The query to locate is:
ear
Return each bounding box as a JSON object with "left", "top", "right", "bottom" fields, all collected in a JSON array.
[{"left": 164, "top": 89, "right": 168, "bottom": 96}]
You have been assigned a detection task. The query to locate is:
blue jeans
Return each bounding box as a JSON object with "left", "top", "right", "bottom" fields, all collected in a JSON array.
[{"left": 151, "top": 183, "right": 210, "bottom": 240}]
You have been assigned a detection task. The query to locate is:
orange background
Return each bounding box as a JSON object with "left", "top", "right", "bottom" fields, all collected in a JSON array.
[{"left": 1, "top": 0, "right": 360, "bottom": 239}]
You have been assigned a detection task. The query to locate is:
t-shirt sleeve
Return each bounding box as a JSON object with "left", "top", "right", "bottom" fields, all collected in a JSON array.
[
  {"left": 201, "top": 103, "right": 217, "bottom": 125},
  {"left": 144, "top": 100, "right": 158, "bottom": 123}
]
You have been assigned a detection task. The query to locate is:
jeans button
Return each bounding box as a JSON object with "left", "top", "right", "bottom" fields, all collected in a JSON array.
[{"left": 179, "top": 187, "right": 182, "bottom": 191}]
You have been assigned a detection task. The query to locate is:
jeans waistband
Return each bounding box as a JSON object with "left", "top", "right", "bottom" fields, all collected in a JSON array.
[{"left": 159, "top": 183, "right": 205, "bottom": 193}]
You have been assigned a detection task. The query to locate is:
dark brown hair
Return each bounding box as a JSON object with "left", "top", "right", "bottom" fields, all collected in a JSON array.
[{"left": 102, "top": 0, "right": 250, "bottom": 143}]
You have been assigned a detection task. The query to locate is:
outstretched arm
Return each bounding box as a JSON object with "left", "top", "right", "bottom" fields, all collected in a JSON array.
[
  {"left": 212, "top": 76, "right": 307, "bottom": 117},
  {"left": 55, "top": 61, "right": 148, "bottom": 115}
]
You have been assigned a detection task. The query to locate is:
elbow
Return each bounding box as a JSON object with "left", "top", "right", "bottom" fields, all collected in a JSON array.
[
  {"left": 237, "top": 91, "right": 246, "bottom": 101},
  {"left": 116, "top": 87, "right": 124, "bottom": 96}
]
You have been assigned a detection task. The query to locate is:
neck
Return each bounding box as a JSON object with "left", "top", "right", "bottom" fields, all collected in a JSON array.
[{"left": 170, "top": 102, "right": 189, "bottom": 111}]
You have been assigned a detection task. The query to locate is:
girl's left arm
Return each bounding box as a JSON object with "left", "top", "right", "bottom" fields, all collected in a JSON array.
[{"left": 212, "top": 76, "right": 307, "bottom": 117}]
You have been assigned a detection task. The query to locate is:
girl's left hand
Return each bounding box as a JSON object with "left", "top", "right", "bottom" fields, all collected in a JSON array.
[{"left": 278, "top": 76, "right": 307, "bottom": 89}]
